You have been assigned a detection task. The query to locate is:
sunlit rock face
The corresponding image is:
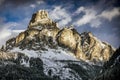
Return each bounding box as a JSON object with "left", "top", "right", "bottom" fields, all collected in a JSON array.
[
  {"left": 57, "top": 28, "right": 77, "bottom": 50},
  {"left": 28, "top": 10, "right": 58, "bottom": 29},
  {"left": 5, "top": 10, "right": 114, "bottom": 62},
  {"left": 79, "top": 32, "right": 114, "bottom": 62},
  {"left": 56, "top": 28, "right": 86, "bottom": 60},
  {"left": 16, "top": 32, "right": 25, "bottom": 44}
]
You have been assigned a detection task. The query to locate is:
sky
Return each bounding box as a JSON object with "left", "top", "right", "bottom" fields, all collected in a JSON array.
[{"left": 0, "top": 0, "right": 120, "bottom": 48}]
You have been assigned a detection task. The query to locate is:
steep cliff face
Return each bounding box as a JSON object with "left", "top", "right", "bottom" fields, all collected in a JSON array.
[{"left": 5, "top": 10, "right": 114, "bottom": 63}]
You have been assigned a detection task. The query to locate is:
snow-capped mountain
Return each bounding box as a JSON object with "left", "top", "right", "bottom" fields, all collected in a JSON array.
[{"left": 0, "top": 10, "right": 119, "bottom": 80}]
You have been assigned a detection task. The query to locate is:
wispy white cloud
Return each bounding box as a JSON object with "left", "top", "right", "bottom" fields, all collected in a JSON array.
[
  {"left": 73, "top": 7, "right": 120, "bottom": 28},
  {"left": 99, "top": 8, "right": 120, "bottom": 21},
  {"left": 30, "top": 4, "right": 36, "bottom": 8},
  {"left": 0, "top": 18, "right": 27, "bottom": 47},
  {"left": 49, "top": 6, "right": 72, "bottom": 27},
  {"left": 0, "top": 26, "right": 24, "bottom": 47},
  {"left": 29, "top": 0, "right": 45, "bottom": 8},
  {"left": 73, "top": 7, "right": 98, "bottom": 27},
  {"left": 0, "top": 27, "right": 19, "bottom": 47},
  {"left": 36, "top": 0, "right": 44, "bottom": 5},
  {"left": 0, "top": 22, "right": 16, "bottom": 39}
]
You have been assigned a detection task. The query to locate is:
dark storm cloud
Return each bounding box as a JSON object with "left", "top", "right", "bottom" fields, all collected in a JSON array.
[
  {"left": 93, "top": 0, "right": 120, "bottom": 11},
  {"left": 0, "top": 0, "right": 39, "bottom": 6},
  {"left": 103, "top": 0, "right": 120, "bottom": 7},
  {"left": 0, "top": 0, "right": 44, "bottom": 12}
]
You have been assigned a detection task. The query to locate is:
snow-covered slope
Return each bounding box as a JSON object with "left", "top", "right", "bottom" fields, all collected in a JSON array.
[{"left": 6, "top": 46, "right": 102, "bottom": 80}]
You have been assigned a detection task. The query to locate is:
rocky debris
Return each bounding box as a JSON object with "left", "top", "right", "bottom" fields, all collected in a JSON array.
[
  {"left": 0, "top": 53, "right": 54, "bottom": 80},
  {"left": 94, "top": 47, "right": 120, "bottom": 80},
  {"left": 6, "top": 38, "right": 16, "bottom": 50},
  {"left": 0, "top": 51, "right": 17, "bottom": 60},
  {"left": 0, "top": 50, "right": 103, "bottom": 80},
  {"left": 0, "top": 50, "right": 58, "bottom": 80},
  {"left": 53, "top": 60, "right": 102, "bottom": 80},
  {"left": 5, "top": 10, "right": 114, "bottom": 63}
]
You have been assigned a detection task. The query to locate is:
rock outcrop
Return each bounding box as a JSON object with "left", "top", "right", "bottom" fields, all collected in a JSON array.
[
  {"left": 28, "top": 10, "right": 58, "bottom": 29},
  {"left": 5, "top": 10, "right": 115, "bottom": 62},
  {"left": 0, "top": 51, "right": 17, "bottom": 60},
  {"left": 16, "top": 32, "right": 26, "bottom": 44}
]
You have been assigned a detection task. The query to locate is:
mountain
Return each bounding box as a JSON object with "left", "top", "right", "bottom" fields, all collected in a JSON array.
[{"left": 0, "top": 10, "right": 117, "bottom": 80}]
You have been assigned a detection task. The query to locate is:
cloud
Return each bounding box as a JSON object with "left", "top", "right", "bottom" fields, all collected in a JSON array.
[
  {"left": 49, "top": 6, "right": 72, "bottom": 27},
  {"left": 0, "top": 22, "right": 16, "bottom": 39},
  {"left": 0, "top": 29, "right": 23, "bottom": 48},
  {"left": 29, "top": 0, "right": 45, "bottom": 8},
  {"left": 73, "top": 7, "right": 120, "bottom": 28},
  {"left": 0, "top": 17, "right": 28, "bottom": 47},
  {"left": 30, "top": 4, "right": 36, "bottom": 8},
  {"left": 0, "top": 22, "right": 24, "bottom": 47},
  {"left": 2, "top": 0, "right": 35, "bottom": 6},
  {"left": 73, "top": 7, "right": 99, "bottom": 28},
  {"left": 36, "top": 0, "right": 44, "bottom": 5},
  {"left": 0, "top": 0, "right": 45, "bottom": 13},
  {"left": 99, "top": 8, "right": 120, "bottom": 21}
]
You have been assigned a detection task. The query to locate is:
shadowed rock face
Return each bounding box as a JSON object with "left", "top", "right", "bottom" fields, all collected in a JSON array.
[
  {"left": 5, "top": 10, "right": 114, "bottom": 62},
  {"left": 0, "top": 51, "right": 55, "bottom": 80},
  {"left": 94, "top": 47, "right": 120, "bottom": 80}
]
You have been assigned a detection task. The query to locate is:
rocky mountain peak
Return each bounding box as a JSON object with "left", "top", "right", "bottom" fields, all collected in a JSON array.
[
  {"left": 4, "top": 10, "right": 115, "bottom": 62},
  {"left": 28, "top": 10, "right": 58, "bottom": 29},
  {"left": 0, "top": 9, "right": 118, "bottom": 80},
  {"left": 31, "top": 10, "right": 49, "bottom": 23}
]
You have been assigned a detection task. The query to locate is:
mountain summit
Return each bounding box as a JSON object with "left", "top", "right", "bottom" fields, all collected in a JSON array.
[
  {"left": 5, "top": 10, "right": 114, "bottom": 62},
  {"left": 28, "top": 10, "right": 58, "bottom": 29},
  {"left": 0, "top": 10, "right": 118, "bottom": 80}
]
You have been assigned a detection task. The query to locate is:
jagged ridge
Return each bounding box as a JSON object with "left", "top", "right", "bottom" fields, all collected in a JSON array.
[
  {"left": 0, "top": 10, "right": 117, "bottom": 80},
  {"left": 4, "top": 10, "right": 114, "bottom": 62}
]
